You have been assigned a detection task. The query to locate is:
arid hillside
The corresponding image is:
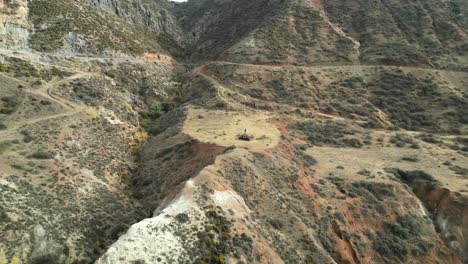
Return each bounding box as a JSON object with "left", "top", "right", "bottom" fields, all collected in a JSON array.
[
  {"left": 0, "top": 0, "right": 467, "bottom": 263},
  {"left": 176, "top": 0, "right": 467, "bottom": 68}
]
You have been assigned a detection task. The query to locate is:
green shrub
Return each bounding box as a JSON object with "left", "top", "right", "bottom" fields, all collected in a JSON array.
[
  {"left": 370, "top": 43, "right": 428, "bottom": 66},
  {"left": 292, "top": 120, "right": 360, "bottom": 148},
  {"left": 20, "top": 130, "right": 33, "bottom": 143},
  {"left": 418, "top": 134, "right": 440, "bottom": 144},
  {"left": 151, "top": 103, "right": 162, "bottom": 112},
  {"left": 0, "top": 106, "right": 15, "bottom": 114},
  {"left": 1, "top": 96, "right": 17, "bottom": 114},
  {"left": 401, "top": 155, "right": 418, "bottom": 162},
  {"left": 0, "top": 141, "right": 12, "bottom": 154},
  {"left": 214, "top": 101, "right": 227, "bottom": 109},
  {"left": 161, "top": 101, "right": 175, "bottom": 112},
  {"left": 268, "top": 219, "right": 284, "bottom": 230},
  {"left": 399, "top": 228, "right": 411, "bottom": 239},
  {"left": 349, "top": 181, "right": 395, "bottom": 201},
  {"left": 387, "top": 168, "right": 435, "bottom": 183},
  {"left": 449, "top": 0, "right": 462, "bottom": 14},
  {"left": 0, "top": 64, "right": 11, "bottom": 72},
  {"left": 29, "top": 151, "right": 55, "bottom": 159},
  {"left": 175, "top": 213, "right": 190, "bottom": 223},
  {"left": 449, "top": 165, "right": 468, "bottom": 176},
  {"left": 390, "top": 134, "right": 418, "bottom": 148},
  {"left": 368, "top": 71, "right": 446, "bottom": 131}
]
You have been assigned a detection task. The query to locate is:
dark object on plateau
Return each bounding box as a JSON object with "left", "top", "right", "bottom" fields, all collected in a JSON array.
[{"left": 238, "top": 129, "right": 251, "bottom": 141}]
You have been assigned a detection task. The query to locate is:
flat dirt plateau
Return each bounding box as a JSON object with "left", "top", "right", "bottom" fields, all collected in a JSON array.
[
  {"left": 183, "top": 108, "right": 281, "bottom": 151},
  {"left": 1, "top": 56, "right": 468, "bottom": 264}
]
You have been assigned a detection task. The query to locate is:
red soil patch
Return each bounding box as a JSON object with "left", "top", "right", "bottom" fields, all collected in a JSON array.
[{"left": 144, "top": 53, "right": 174, "bottom": 64}]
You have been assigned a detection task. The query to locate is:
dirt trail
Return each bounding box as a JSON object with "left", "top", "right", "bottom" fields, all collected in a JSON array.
[
  {"left": 0, "top": 71, "right": 29, "bottom": 87},
  {"left": 201, "top": 60, "right": 467, "bottom": 74},
  {"left": 0, "top": 48, "right": 161, "bottom": 72},
  {"left": 197, "top": 67, "right": 369, "bottom": 125},
  {"left": 0, "top": 48, "right": 157, "bottom": 141},
  {"left": 0, "top": 109, "right": 83, "bottom": 135},
  {"left": 0, "top": 73, "right": 96, "bottom": 138},
  {"left": 28, "top": 72, "right": 98, "bottom": 110}
]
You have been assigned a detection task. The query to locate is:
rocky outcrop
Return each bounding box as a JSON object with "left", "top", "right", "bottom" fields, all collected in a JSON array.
[
  {"left": 86, "top": 0, "right": 185, "bottom": 45},
  {"left": 26, "top": 0, "right": 184, "bottom": 55},
  {"left": 175, "top": 0, "right": 467, "bottom": 68},
  {"left": 0, "top": 0, "right": 31, "bottom": 50},
  {"left": 98, "top": 147, "right": 284, "bottom": 264},
  {"left": 392, "top": 169, "right": 468, "bottom": 262}
]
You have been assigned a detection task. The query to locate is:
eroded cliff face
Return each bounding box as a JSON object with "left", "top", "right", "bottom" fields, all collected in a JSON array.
[
  {"left": 86, "top": 0, "right": 185, "bottom": 45},
  {"left": 392, "top": 169, "right": 468, "bottom": 261},
  {"left": 0, "top": 0, "right": 31, "bottom": 50},
  {"left": 0, "top": 0, "right": 184, "bottom": 55}
]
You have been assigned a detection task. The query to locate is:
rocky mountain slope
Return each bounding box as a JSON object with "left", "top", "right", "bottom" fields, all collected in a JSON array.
[
  {"left": 177, "top": 0, "right": 467, "bottom": 67},
  {"left": 0, "top": 0, "right": 467, "bottom": 263}
]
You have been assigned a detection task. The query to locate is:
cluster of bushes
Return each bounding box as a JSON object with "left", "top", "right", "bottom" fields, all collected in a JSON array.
[
  {"left": 252, "top": 71, "right": 321, "bottom": 108},
  {"left": 20, "top": 129, "right": 33, "bottom": 143},
  {"left": 28, "top": 0, "right": 172, "bottom": 55},
  {"left": 317, "top": 69, "right": 467, "bottom": 132},
  {"left": 0, "top": 95, "right": 17, "bottom": 114},
  {"left": 417, "top": 133, "right": 441, "bottom": 144},
  {"left": 0, "top": 63, "right": 11, "bottom": 72},
  {"left": 4, "top": 0, "right": 20, "bottom": 9},
  {"left": 449, "top": 165, "right": 468, "bottom": 176},
  {"left": 0, "top": 141, "right": 12, "bottom": 154},
  {"left": 369, "top": 71, "right": 443, "bottom": 131},
  {"left": 315, "top": 216, "right": 337, "bottom": 254},
  {"left": 325, "top": 0, "right": 465, "bottom": 66},
  {"left": 265, "top": 79, "right": 303, "bottom": 105},
  {"left": 370, "top": 214, "right": 433, "bottom": 263},
  {"left": 5, "top": 57, "right": 40, "bottom": 78},
  {"left": 28, "top": 150, "right": 55, "bottom": 159},
  {"left": 347, "top": 182, "right": 395, "bottom": 201},
  {"left": 293, "top": 144, "right": 317, "bottom": 167},
  {"left": 140, "top": 101, "right": 175, "bottom": 121},
  {"left": 292, "top": 120, "right": 363, "bottom": 148},
  {"left": 456, "top": 137, "right": 468, "bottom": 153},
  {"left": 1, "top": 57, "right": 69, "bottom": 80},
  {"left": 322, "top": 77, "right": 377, "bottom": 120},
  {"left": 386, "top": 168, "right": 436, "bottom": 184},
  {"left": 193, "top": 211, "right": 253, "bottom": 264},
  {"left": 401, "top": 155, "right": 418, "bottom": 162},
  {"left": 445, "top": 94, "right": 468, "bottom": 127},
  {"left": 368, "top": 70, "right": 468, "bottom": 132},
  {"left": 389, "top": 134, "right": 419, "bottom": 148},
  {"left": 449, "top": 0, "right": 463, "bottom": 14},
  {"left": 70, "top": 79, "right": 105, "bottom": 105},
  {"left": 371, "top": 43, "right": 429, "bottom": 66},
  {"left": 298, "top": 151, "right": 317, "bottom": 167},
  {"left": 346, "top": 181, "right": 394, "bottom": 215}
]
